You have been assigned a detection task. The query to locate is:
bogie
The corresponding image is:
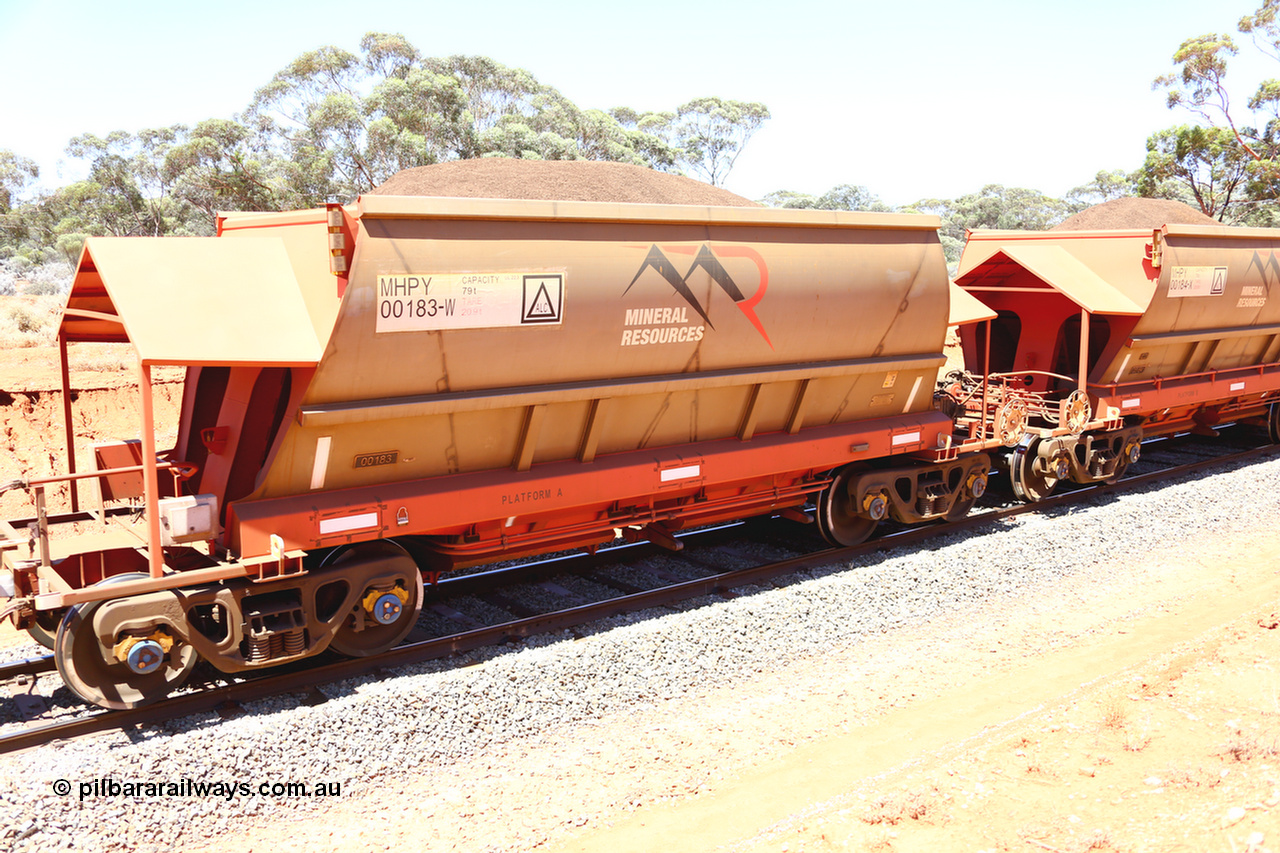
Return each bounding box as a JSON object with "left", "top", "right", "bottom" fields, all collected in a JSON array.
[
  {"left": 816, "top": 454, "right": 991, "bottom": 547},
  {"left": 49, "top": 541, "right": 428, "bottom": 708}
]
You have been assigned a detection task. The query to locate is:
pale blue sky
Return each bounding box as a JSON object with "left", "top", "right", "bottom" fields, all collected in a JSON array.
[{"left": 1, "top": 0, "right": 1272, "bottom": 206}]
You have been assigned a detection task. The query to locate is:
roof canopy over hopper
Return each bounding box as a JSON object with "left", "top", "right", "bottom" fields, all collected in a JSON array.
[
  {"left": 61, "top": 237, "right": 322, "bottom": 367},
  {"left": 954, "top": 234, "right": 1153, "bottom": 317},
  {"left": 947, "top": 281, "right": 996, "bottom": 326}
]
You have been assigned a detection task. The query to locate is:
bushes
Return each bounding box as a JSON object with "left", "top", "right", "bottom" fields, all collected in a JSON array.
[
  {"left": 0, "top": 296, "right": 61, "bottom": 347},
  {"left": 0, "top": 258, "right": 72, "bottom": 298},
  {"left": 0, "top": 259, "right": 74, "bottom": 346}
]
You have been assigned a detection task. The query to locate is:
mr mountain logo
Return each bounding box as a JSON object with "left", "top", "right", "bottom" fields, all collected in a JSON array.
[
  {"left": 621, "top": 244, "right": 773, "bottom": 349},
  {"left": 1239, "top": 250, "right": 1280, "bottom": 309}
]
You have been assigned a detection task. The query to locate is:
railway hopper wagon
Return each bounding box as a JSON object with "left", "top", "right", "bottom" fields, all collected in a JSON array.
[
  {"left": 947, "top": 224, "right": 1280, "bottom": 500},
  {"left": 0, "top": 197, "right": 995, "bottom": 709}
]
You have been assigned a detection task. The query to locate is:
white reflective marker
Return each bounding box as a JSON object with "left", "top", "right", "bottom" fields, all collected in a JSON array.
[
  {"left": 319, "top": 512, "right": 379, "bottom": 535},
  {"left": 310, "top": 436, "right": 332, "bottom": 490},
  {"left": 660, "top": 464, "right": 701, "bottom": 482},
  {"left": 902, "top": 376, "right": 923, "bottom": 414}
]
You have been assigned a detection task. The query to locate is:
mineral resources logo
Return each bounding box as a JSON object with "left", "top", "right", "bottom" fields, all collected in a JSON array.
[{"left": 622, "top": 244, "right": 772, "bottom": 349}]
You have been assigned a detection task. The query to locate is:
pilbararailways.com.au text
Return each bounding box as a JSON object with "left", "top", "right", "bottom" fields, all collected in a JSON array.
[{"left": 52, "top": 777, "right": 342, "bottom": 801}]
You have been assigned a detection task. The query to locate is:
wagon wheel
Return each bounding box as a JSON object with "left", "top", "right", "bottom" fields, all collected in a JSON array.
[
  {"left": 945, "top": 493, "right": 978, "bottom": 523},
  {"left": 1061, "top": 390, "right": 1092, "bottom": 435},
  {"left": 1269, "top": 402, "right": 1280, "bottom": 445},
  {"left": 55, "top": 574, "right": 197, "bottom": 710},
  {"left": 945, "top": 468, "right": 989, "bottom": 522},
  {"left": 815, "top": 468, "right": 879, "bottom": 547},
  {"left": 995, "top": 398, "right": 1029, "bottom": 447},
  {"left": 1109, "top": 436, "right": 1142, "bottom": 483},
  {"left": 1009, "top": 436, "right": 1059, "bottom": 503},
  {"left": 322, "top": 541, "right": 424, "bottom": 657}
]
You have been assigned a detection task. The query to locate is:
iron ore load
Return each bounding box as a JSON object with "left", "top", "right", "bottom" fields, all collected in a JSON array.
[{"left": 0, "top": 163, "right": 994, "bottom": 710}]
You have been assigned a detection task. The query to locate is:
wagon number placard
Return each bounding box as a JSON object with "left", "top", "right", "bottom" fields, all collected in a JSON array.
[
  {"left": 376, "top": 272, "right": 563, "bottom": 332},
  {"left": 1168, "top": 265, "right": 1227, "bottom": 298}
]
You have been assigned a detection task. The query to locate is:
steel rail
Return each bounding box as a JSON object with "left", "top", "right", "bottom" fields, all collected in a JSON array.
[
  {"left": 2, "top": 439, "right": 1277, "bottom": 755},
  {"left": 0, "top": 655, "right": 55, "bottom": 681}
]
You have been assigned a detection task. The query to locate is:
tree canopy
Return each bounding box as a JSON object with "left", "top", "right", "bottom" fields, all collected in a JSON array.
[
  {"left": 760, "top": 184, "right": 890, "bottom": 212},
  {"left": 5, "top": 8, "right": 1280, "bottom": 294},
  {"left": 0, "top": 33, "right": 771, "bottom": 282},
  {"left": 1148, "top": 1, "right": 1280, "bottom": 222}
]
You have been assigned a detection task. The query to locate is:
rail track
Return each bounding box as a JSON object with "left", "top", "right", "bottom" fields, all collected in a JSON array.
[{"left": 2, "top": 428, "right": 1275, "bottom": 755}]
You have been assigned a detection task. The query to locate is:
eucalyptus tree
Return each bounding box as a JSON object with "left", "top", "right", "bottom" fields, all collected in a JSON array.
[
  {"left": 245, "top": 35, "right": 707, "bottom": 203},
  {"left": 761, "top": 184, "right": 890, "bottom": 211},
  {"left": 1137, "top": 125, "right": 1253, "bottom": 220},
  {"left": 902, "top": 185, "right": 1071, "bottom": 266},
  {"left": 163, "top": 119, "right": 287, "bottom": 223},
  {"left": 0, "top": 149, "right": 38, "bottom": 214},
  {"left": 1064, "top": 169, "right": 1139, "bottom": 208},
  {"left": 1153, "top": 1, "right": 1280, "bottom": 221},
  {"left": 666, "top": 97, "right": 770, "bottom": 186},
  {"left": 3, "top": 34, "right": 775, "bottom": 270},
  {"left": 246, "top": 43, "right": 374, "bottom": 201}
]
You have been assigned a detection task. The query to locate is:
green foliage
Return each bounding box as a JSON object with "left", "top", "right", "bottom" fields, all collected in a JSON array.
[
  {"left": 608, "top": 108, "right": 679, "bottom": 170},
  {"left": 1154, "top": 33, "right": 1240, "bottom": 120},
  {"left": 63, "top": 129, "right": 185, "bottom": 236},
  {"left": 1240, "top": 0, "right": 1280, "bottom": 63},
  {"left": 664, "top": 97, "right": 770, "bottom": 187},
  {"left": 1137, "top": 125, "right": 1251, "bottom": 220},
  {"left": 0, "top": 150, "right": 38, "bottom": 213},
  {"left": 165, "top": 119, "right": 286, "bottom": 220},
  {"left": 244, "top": 38, "right": 723, "bottom": 203},
  {"left": 54, "top": 234, "right": 89, "bottom": 265},
  {"left": 0, "top": 33, "right": 771, "bottom": 270},
  {"left": 761, "top": 184, "right": 891, "bottom": 211},
  {"left": 247, "top": 44, "right": 370, "bottom": 200},
  {"left": 950, "top": 185, "right": 1073, "bottom": 231},
  {"left": 1065, "top": 169, "right": 1139, "bottom": 207},
  {"left": 1, "top": 126, "right": 249, "bottom": 267},
  {"left": 764, "top": 180, "right": 1079, "bottom": 268},
  {"left": 1152, "top": 2, "right": 1280, "bottom": 216},
  {"left": 903, "top": 185, "right": 1071, "bottom": 265}
]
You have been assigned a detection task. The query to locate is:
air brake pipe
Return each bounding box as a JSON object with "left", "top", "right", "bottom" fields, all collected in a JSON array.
[{"left": 21, "top": 460, "right": 197, "bottom": 487}]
